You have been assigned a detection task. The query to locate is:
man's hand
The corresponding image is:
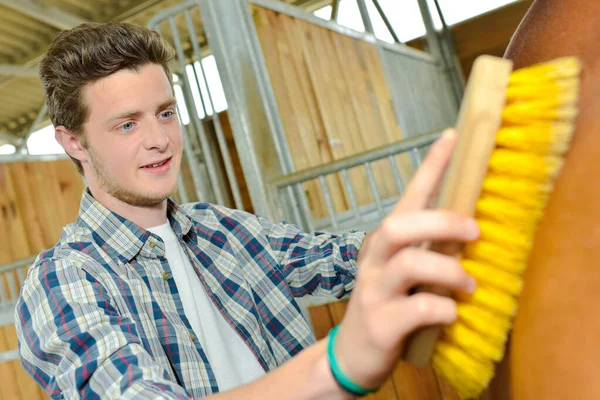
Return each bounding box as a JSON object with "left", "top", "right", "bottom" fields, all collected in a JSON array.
[{"left": 336, "top": 129, "right": 479, "bottom": 390}]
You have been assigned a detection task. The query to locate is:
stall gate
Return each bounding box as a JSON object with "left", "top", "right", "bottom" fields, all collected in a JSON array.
[{"left": 0, "top": 0, "right": 463, "bottom": 398}]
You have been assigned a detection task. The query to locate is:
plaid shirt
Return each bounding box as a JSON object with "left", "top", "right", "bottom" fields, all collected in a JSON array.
[{"left": 15, "top": 190, "right": 364, "bottom": 399}]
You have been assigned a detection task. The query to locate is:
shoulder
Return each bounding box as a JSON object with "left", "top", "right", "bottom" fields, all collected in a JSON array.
[{"left": 180, "top": 202, "right": 263, "bottom": 232}]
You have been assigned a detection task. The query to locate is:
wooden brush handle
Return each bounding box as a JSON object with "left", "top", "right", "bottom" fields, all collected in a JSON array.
[{"left": 403, "top": 55, "right": 514, "bottom": 366}]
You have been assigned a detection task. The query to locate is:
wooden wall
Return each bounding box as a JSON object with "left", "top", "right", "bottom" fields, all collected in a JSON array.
[
  {"left": 0, "top": 159, "right": 83, "bottom": 400},
  {"left": 252, "top": 6, "right": 412, "bottom": 220}
]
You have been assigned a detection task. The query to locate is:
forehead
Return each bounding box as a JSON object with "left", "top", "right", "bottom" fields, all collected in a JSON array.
[{"left": 83, "top": 64, "right": 173, "bottom": 117}]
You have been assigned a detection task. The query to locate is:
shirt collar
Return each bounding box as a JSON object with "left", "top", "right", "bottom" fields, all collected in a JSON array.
[{"left": 76, "top": 189, "right": 194, "bottom": 263}]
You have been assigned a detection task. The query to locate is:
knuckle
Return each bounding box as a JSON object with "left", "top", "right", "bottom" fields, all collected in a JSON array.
[{"left": 413, "top": 295, "right": 435, "bottom": 320}]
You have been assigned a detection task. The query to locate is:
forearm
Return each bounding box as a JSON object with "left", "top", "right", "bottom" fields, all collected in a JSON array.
[{"left": 210, "top": 339, "right": 350, "bottom": 400}]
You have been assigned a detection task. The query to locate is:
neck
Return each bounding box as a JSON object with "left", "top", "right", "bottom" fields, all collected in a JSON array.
[{"left": 88, "top": 187, "right": 169, "bottom": 229}]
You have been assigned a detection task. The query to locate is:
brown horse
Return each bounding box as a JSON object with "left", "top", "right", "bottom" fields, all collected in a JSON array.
[{"left": 504, "top": 0, "right": 600, "bottom": 399}]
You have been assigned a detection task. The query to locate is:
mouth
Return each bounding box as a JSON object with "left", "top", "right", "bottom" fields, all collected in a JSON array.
[{"left": 141, "top": 157, "right": 171, "bottom": 169}]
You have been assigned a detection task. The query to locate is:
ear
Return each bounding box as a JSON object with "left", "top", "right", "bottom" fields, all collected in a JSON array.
[{"left": 55, "top": 126, "right": 88, "bottom": 163}]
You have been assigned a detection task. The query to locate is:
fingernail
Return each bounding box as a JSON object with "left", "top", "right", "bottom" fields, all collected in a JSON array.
[{"left": 443, "top": 129, "right": 456, "bottom": 140}]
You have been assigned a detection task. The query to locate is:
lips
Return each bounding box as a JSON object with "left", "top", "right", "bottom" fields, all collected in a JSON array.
[{"left": 141, "top": 157, "right": 171, "bottom": 169}]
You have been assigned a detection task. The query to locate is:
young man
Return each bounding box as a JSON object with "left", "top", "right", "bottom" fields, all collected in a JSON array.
[{"left": 15, "top": 23, "right": 478, "bottom": 399}]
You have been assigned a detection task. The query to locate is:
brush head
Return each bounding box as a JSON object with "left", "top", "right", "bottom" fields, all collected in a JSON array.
[{"left": 431, "top": 56, "right": 581, "bottom": 399}]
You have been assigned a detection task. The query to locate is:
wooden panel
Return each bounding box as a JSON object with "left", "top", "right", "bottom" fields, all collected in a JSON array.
[
  {"left": 0, "top": 159, "right": 83, "bottom": 400},
  {"left": 253, "top": 6, "right": 407, "bottom": 220}
]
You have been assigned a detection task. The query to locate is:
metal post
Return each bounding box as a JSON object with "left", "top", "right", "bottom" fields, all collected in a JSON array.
[
  {"left": 364, "top": 162, "right": 385, "bottom": 218},
  {"left": 185, "top": 9, "right": 244, "bottom": 210},
  {"left": 167, "top": 16, "right": 226, "bottom": 205},
  {"left": 340, "top": 169, "right": 362, "bottom": 223},
  {"left": 387, "top": 156, "right": 405, "bottom": 194},
  {"left": 330, "top": 0, "right": 340, "bottom": 21},
  {"left": 18, "top": 102, "right": 47, "bottom": 153},
  {"left": 355, "top": 0, "right": 374, "bottom": 34},
  {"left": 199, "top": 0, "right": 305, "bottom": 223},
  {"left": 318, "top": 176, "right": 338, "bottom": 230},
  {"left": 432, "top": 0, "right": 465, "bottom": 95},
  {"left": 416, "top": 0, "right": 463, "bottom": 105},
  {"left": 372, "top": 0, "right": 401, "bottom": 43}
]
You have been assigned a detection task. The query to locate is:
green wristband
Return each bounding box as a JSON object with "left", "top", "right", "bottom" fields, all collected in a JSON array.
[{"left": 327, "top": 325, "right": 379, "bottom": 397}]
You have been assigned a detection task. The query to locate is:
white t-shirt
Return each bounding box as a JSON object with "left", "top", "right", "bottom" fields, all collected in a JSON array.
[{"left": 147, "top": 223, "right": 265, "bottom": 391}]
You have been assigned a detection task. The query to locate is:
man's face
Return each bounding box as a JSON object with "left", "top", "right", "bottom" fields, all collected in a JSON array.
[{"left": 80, "top": 63, "right": 183, "bottom": 207}]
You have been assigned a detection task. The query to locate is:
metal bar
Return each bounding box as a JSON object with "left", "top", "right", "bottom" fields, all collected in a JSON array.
[
  {"left": 19, "top": 103, "right": 48, "bottom": 153},
  {"left": 432, "top": 0, "right": 465, "bottom": 96},
  {"left": 364, "top": 162, "right": 385, "bottom": 218},
  {"left": 270, "top": 131, "right": 441, "bottom": 187},
  {"left": 411, "top": 148, "right": 423, "bottom": 169},
  {"left": 387, "top": 156, "right": 405, "bottom": 194},
  {"left": 355, "top": 0, "right": 374, "bottom": 34},
  {"left": 16, "top": 268, "right": 26, "bottom": 287},
  {"left": 372, "top": 0, "right": 401, "bottom": 43},
  {"left": 186, "top": 9, "right": 244, "bottom": 210},
  {"left": 0, "top": 277, "right": 7, "bottom": 306},
  {"left": 0, "top": 152, "right": 68, "bottom": 164},
  {"left": 0, "top": 350, "right": 20, "bottom": 362},
  {"left": 147, "top": 0, "right": 196, "bottom": 27},
  {"left": 293, "top": 184, "right": 314, "bottom": 232},
  {"left": 415, "top": 0, "right": 461, "bottom": 106},
  {"left": 168, "top": 16, "right": 225, "bottom": 204},
  {"left": 340, "top": 169, "right": 362, "bottom": 223},
  {"left": 330, "top": 0, "right": 340, "bottom": 21},
  {"left": 0, "top": 65, "right": 38, "bottom": 77},
  {"left": 0, "top": 256, "right": 36, "bottom": 275},
  {"left": 318, "top": 175, "right": 338, "bottom": 230},
  {"left": 247, "top": 0, "right": 436, "bottom": 64}
]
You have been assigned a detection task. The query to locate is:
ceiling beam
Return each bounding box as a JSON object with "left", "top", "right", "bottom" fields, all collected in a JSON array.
[
  {"left": 0, "top": 0, "right": 88, "bottom": 30},
  {"left": 0, "top": 65, "right": 38, "bottom": 78}
]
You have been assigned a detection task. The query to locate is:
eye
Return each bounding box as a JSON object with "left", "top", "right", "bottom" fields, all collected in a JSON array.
[
  {"left": 159, "top": 110, "right": 175, "bottom": 119},
  {"left": 120, "top": 122, "right": 135, "bottom": 132}
]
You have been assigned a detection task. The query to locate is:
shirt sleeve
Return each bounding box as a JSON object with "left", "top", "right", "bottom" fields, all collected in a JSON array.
[
  {"left": 15, "top": 258, "right": 191, "bottom": 400},
  {"left": 257, "top": 215, "right": 366, "bottom": 299}
]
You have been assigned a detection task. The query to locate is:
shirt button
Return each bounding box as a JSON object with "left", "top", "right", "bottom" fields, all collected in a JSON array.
[
  {"left": 149, "top": 240, "right": 156, "bottom": 249},
  {"left": 189, "top": 331, "right": 196, "bottom": 341},
  {"left": 162, "top": 272, "right": 170, "bottom": 281}
]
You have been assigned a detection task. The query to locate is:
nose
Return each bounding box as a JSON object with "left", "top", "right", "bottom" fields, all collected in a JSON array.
[{"left": 143, "top": 118, "right": 169, "bottom": 151}]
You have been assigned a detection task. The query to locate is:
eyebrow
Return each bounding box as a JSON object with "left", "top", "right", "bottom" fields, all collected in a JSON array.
[{"left": 105, "top": 98, "right": 177, "bottom": 124}]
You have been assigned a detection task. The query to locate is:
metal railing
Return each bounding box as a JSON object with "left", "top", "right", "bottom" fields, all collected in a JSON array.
[
  {"left": 148, "top": 1, "right": 245, "bottom": 209},
  {"left": 269, "top": 131, "right": 441, "bottom": 233}
]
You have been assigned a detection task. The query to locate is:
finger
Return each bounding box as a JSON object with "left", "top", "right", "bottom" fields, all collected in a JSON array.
[
  {"left": 395, "top": 129, "right": 457, "bottom": 212},
  {"left": 368, "top": 210, "right": 479, "bottom": 264},
  {"left": 380, "top": 293, "right": 457, "bottom": 345},
  {"left": 378, "top": 248, "right": 476, "bottom": 299}
]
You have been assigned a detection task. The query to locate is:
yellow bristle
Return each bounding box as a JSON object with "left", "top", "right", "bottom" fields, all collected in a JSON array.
[
  {"left": 475, "top": 195, "right": 541, "bottom": 233},
  {"left": 502, "top": 98, "right": 578, "bottom": 124},
  {"left": 481, "top": 173, "right": 551, "bottom": 209},
  {"left": 431, "top": 56, "right": 580, "bottom": 399},
  {"left": 488, "top": 148, "right": 564, "bottom": 181},
  {"left": 461, "top": 259, "right": 523, "bottom": 296},
  {"left": 460, "top": 285, "right": 518, "bottom": 318},
  {"left": 463, "top": 240, "right": 527, "bottom": 274},
  {"left": 442, "top": 321, "right": 505, "bottom": 362},
  {"left": 433, "top": 342, "right": 494, "bottom": 399},
  {"left": 505, "top": 77, "right": 579, "bottom": 102},
  {"left": 457, "top": 303, "right": 511, "bottom": 345},
  {"left": 477, "top": 219, "right": 532, "bottom": 253},
  {"left": 495, "top": 122, "right": 574, "bottom": 154},
  {"left": 507, "top": 56, "right": 581, "bottom": 85}
]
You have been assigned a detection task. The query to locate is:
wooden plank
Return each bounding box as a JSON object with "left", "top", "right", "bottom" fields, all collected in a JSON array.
[
  {"left": 307, "top": 304, "right": 334, "bottom": 341},
  {"left": 0, "top": 326, "right": 22, "bottom": 399},
  {"left": 253, "top": 8, "right": 326, "bottom": 219},
  {"left": 392, "top": 363, "right": 445, "bottom": 400},
  {"left": 4, "top": 325, "right": 45, "bottom": 400}
]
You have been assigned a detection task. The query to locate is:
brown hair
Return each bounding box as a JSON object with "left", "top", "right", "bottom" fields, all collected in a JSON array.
[{"left": 39, "top": 22, "right": 175, "bottom": 174}]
